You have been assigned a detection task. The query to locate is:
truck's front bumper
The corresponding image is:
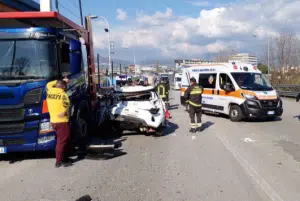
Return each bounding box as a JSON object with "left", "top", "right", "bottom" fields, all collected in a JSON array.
[
  {"left": 241, "top": 99, "right": 283, "bottom": 119},
  {"left": 0, "top": 123, "right": 56, "bottom": 154}
]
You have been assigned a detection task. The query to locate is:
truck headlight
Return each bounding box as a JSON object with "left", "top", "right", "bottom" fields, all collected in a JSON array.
[
  {"left": 38, "top": 136, "right": 56, "bottom": 144},
  {"left": 39, "top": 121, "right": 53, "bottom": 134},
  {"left": 241, "top": 93, "right": 257, "bottom": 100},
  {"left": 24, "top": 88, "right": 43, "bottom": 105}
]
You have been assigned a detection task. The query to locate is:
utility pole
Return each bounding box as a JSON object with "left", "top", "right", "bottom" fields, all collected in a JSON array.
[
  {"left": 267, "top": 37, "right": 270, "bottom": 75},
  {"left": 120, "top": 64, "right": 122, "bottom": 75},
  {"left": 111, "top": 61, "right": 114, "bottom": 87}
]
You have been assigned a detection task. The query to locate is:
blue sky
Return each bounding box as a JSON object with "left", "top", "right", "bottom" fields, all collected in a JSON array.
[{"left": 33, "top": 0, "right": 300, "bottom": 63}]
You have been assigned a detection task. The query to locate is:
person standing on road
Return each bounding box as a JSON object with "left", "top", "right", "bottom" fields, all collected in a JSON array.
[
  {"left": 157, "top": 78, "right": 168, "bottom": 104},
  {"left": 184, "top": 77, "right": 203, "bottom": 133},
  {"left": 46, "top": 78, "right": 72, "bottom": 168}
]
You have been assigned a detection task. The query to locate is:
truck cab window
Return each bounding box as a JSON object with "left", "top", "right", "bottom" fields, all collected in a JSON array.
[
  {"left": 219, "top": 73, "right": 233, "bottom": 90},
  {"left": 199, "top": 73, "right": 217, "bottom": 89},
  {"left": 60, "top": 43, "right": 70, "bottom": 75}
]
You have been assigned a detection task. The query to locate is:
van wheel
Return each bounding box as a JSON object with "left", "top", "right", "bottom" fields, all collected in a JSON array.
[{"left": 229, "top": 105, "right": 243, "bottom": 122}]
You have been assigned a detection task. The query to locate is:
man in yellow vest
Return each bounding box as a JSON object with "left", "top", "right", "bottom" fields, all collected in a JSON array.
[
  {"left": 46, "top": 78, "right": 72, "bottom": 168},
  {"left": 184, "top": 77, "right": 203, "bottom": 133}
]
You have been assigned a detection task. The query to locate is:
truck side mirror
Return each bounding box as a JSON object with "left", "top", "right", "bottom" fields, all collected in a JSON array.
[{"left": 70, "top": 39, "right": 82, "bottom": 75}]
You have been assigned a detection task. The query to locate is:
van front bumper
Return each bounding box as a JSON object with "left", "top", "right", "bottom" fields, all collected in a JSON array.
[{"left": 241, "top": 99, "right": 283, "bottom": 119}]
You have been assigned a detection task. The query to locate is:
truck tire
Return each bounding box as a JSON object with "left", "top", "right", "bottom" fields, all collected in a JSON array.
[
  {"left": 77, "top": 116, "right": 88, "bottom": 138},
  {"left": 229, "top": 105, "right": 243, "bottom": 122}
]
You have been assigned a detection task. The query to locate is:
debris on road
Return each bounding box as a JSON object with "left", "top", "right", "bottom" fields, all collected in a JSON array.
[{"left": 243, "top": 138, "right": 255, "bottom": 143}]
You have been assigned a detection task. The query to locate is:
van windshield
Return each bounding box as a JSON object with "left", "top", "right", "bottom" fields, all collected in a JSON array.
[
  {"left": 175, "top": 77, "right": 181, "bottom": 82},
  {"left": 231, "top": 73, "right": 273, "bottom": 91}
]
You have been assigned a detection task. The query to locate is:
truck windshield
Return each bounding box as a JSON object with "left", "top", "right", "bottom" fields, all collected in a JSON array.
[
  {"left": 231, "top": 72, "right": 273, "bottom": 91},
  {"left": 0, "top": 40, "right": 57, "bottom": 80}
]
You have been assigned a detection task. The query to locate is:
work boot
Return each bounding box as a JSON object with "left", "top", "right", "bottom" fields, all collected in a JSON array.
[
  {"left": 189, "top": 128, "right": 196, "bottom": 133},
  {"left": 55, "top": 162, "right": 62, "bottom": 168}
]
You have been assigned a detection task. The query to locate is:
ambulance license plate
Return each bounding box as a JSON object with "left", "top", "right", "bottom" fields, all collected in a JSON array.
[
  {"left": 0, "top": 147, "right": 6, "bottom": 154},
  {"left": 267, "top": 111, "right": 275, "bottom": 115}
]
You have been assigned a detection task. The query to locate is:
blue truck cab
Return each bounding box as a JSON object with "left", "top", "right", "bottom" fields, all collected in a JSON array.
[{"left": 0, "top": 27, "right": 89, "bottom": 154}]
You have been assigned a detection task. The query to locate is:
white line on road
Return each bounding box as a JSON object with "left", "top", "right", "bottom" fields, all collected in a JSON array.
[{"left": 216, "top": 135, "right": 285, "bottom": 201}]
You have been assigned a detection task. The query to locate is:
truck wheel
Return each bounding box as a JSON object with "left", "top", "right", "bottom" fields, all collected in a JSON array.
[
  {"left": 77, "top": 117, "right": 88, "bottom": 138},
  {"left": 229, "top": 105, "right": 243, "bottom": 122}
]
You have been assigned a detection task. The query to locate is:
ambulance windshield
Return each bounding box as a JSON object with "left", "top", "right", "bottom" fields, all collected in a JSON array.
[{"left": 231, "top": 73, "right": 273, "bottom": 91}]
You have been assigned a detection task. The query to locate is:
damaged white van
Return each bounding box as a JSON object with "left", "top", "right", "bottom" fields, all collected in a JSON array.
[{"left": 111, "top": 86, "right": 166, "bottom": 135}]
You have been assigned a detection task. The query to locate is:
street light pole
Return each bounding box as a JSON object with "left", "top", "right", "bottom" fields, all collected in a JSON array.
[
  {"left": 267, "top": 37, "right": 270, "bottom": 75},
  {"left": 98, "top": 16, "right": 111, "bottom": 74}
]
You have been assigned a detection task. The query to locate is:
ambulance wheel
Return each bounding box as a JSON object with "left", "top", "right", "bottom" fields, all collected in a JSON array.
[{"left": 229, "top": 105, "right": 243, "bottom": 122}]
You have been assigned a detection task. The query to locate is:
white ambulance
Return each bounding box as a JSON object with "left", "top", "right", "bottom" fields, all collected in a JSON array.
[
  {"left": 173, "top": 73, "right": 182, "bottom": 90},
  {"left": 180, "top": 62, "right": 283, "bottom": 121}
]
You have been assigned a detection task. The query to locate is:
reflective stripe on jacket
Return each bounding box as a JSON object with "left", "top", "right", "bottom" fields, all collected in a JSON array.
[
  {"left": 157, "top": 84, "right": 166, "bottom": 98},
  {"left": 184, "top": 84, "right": 203, "bottom": 107}
]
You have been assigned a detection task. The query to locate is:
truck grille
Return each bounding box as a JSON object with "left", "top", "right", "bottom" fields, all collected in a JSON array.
[
  {"left": 0, "top": 109, "right": 25, "bottom": 122},
  {"left": 0, "top": 123, "right": 24, "bottom": 135},
  {"left": 0, "top": 139, "right": 26, "bottom": 146},
  {"left": 260, "top": 100, "right": 278, "bottom": 108}
]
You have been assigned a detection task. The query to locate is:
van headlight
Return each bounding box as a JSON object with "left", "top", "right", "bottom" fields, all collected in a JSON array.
[{"left": 241, "top": 93, "right": 257, "bottom": 100}]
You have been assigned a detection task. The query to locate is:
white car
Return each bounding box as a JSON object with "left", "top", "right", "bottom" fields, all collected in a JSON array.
[{"left": 111, "top": 86, "right": 166, "bottom": 135}]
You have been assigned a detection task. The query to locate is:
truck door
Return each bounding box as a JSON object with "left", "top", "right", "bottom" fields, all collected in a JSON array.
[{"left": 199, "top": 73, "right": 219, "bottom": 111}]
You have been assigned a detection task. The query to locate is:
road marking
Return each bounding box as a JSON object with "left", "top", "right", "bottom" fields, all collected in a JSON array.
[{"left": 217, "top": 135, "right": 285, "bottom": 201}]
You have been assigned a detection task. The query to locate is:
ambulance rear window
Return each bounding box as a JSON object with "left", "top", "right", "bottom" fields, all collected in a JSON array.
[{"left": 199, "top": 73, "right": 217, "bottom": 89}]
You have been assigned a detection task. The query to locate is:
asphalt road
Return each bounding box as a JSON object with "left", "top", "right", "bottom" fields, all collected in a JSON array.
[{"left": 1, "top": 91, "right": 300, "bottom": 201}]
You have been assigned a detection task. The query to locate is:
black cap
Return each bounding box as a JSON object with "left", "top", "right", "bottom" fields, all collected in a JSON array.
[{"left": 190, "top": 77, "right": 196, "bottom": 83}]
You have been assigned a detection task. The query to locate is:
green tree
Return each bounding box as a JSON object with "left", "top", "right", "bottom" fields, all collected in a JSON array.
[{"left": 257, "top": 63, "right": 268, "bottom": 74}]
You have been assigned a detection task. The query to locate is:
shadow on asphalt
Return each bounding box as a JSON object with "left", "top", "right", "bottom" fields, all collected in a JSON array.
[
  {"left": 202, "top": 121, "right": 214, "bottom": 131},
  {"left": 244, "top": 117, "right": 282, "bottom": 123},
  {"left": 0, "top": 137, "right": 127, "bottom": 164},
  {"left": 0, "top": 151, "right": 55, "bottom": 164},
  {"left": 169, "top": 104, "right": 179, "bottom": 110},
  {"left": 293, "top": 115, "right": 300, "bottom": 121},
  {"left": 162, "top": 121, "right": 179, "bottom": 136},
  {"left": 121, "top": 121, "right": 179, "bottom": 137},
  {"left": 203, "top": 111, "right": 283, "bottom": 123}
]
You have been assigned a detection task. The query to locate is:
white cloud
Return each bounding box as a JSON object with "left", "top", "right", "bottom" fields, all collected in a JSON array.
[
  {"left": 116, "top": 8, "right": 127, "bottom": 21},
  {"left": 137, "top": 8, "right": 173, "bottom": 26},
  {"left": 93, "top": 0, "right": 300, "bottom": 61},
  {"left": 185, "top": 1, "right": 210, "bottom": 7}
]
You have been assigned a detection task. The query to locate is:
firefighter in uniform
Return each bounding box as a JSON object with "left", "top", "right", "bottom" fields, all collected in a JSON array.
[
  {"left": 184, "top": 77, "right": 203, "bottom": 133},
  {"left": 157, "top": 78, "right": 169, "bottom": 108}
]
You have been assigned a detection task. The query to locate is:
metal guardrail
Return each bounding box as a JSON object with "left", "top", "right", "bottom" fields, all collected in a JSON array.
[{"left": 273, "top": 85, "right": 300, "bottom": 98}]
